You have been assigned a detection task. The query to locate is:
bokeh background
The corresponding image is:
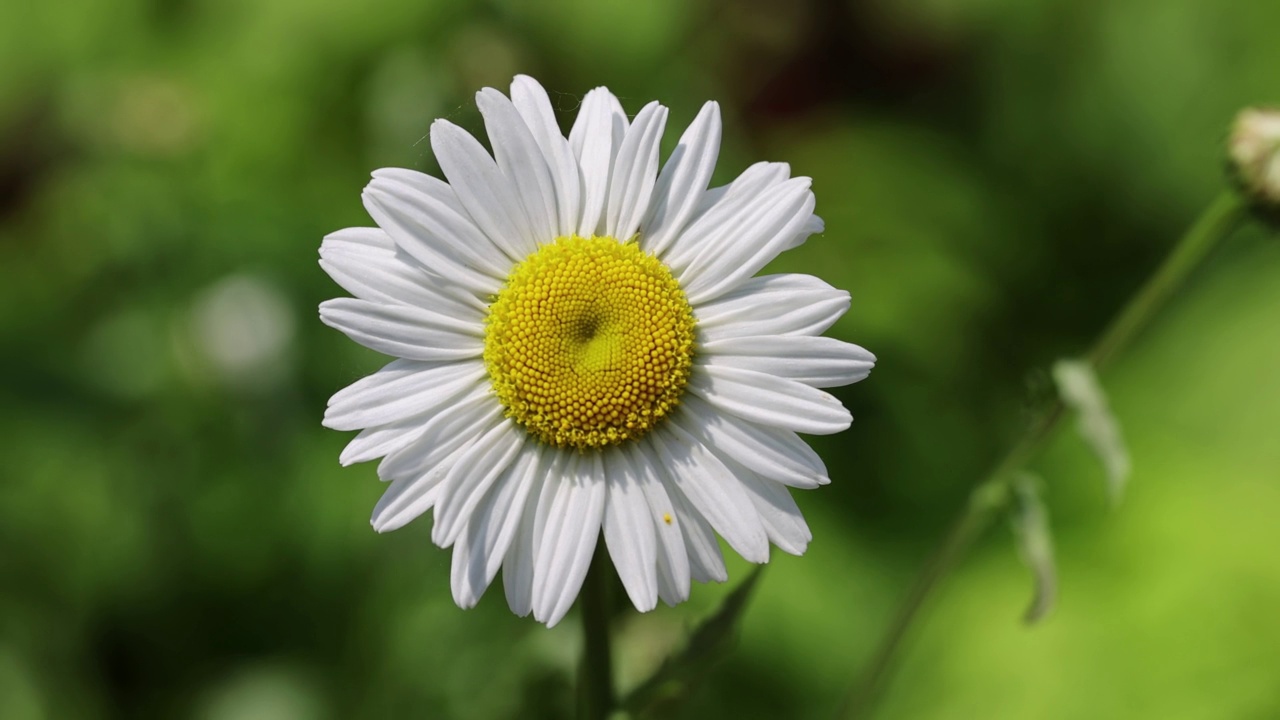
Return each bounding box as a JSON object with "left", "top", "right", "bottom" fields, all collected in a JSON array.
[{"left": 3, "top": 0, "right": 1279, "bottom": 718}]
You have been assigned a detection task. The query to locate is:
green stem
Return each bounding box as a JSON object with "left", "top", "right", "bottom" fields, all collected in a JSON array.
[
  {"left": 1089, "top": 192, "right": 1247, "bottom": 370},
  {"left": 838, "top": 191, "right": 1248, "bottom": 720},
  {"left": 578, "top": 549, "right": 615, "bottom": 720}
]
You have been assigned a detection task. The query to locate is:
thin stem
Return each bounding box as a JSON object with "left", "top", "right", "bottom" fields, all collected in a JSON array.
[
  {"left": 838, "top": 191, "right": 1248, "bottom": 720},
  {"left": 577, "top": 549, "right": 615, "bottom": 720},
  {"left": 1090, "top": 192, "right": 1247, "bottom": 370}
]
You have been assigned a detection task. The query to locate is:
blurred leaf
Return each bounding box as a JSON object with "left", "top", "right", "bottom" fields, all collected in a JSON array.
[
  {"left": 0, "top": 648, "right": 44, "bottom": 720},
  {"left": 195, "top": 663, "right": 328, "bottom": 720},
  {"left": 1010, "top": 473, "right": 1056, "bottom": 624},
  {"left": 621, "top": 568, "right": 763, "bottom": 718},
  {"left": 1053, "top": 359, "right": 1132, "bottom": 506}
]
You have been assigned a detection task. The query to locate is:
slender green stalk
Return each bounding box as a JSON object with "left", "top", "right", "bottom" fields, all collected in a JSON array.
[
  {"left": 838, "top": 191, "right": 1248, "bottom": 720},
  {"left": 1089, "top": 192, "right": 1247, "bottom": 370},
  {"left": 577, "top": 550, "right": 615, "bottom": 720}
]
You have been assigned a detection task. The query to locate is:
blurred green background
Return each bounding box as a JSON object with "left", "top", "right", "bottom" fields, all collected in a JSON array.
[{"left": 2, "top": 0, "right": 1278, "bottom": 718}]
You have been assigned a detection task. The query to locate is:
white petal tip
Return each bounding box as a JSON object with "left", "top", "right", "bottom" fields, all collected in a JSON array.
[
  {"left": 452, "top": 589, "right": 480, "bottom": 610},
  {"left": 372, "top": 505, "right": 428, "bottom": 534},
  {"left": 429, "top": 118, "right": 459, "bottom": 136},
  {"left": 775, "top": 543, "right": 808, "bottom": 557},
  {"left": 735, "top": 538, "right": 772, "bottom": 565},
  {"left": 659, "top": 593, "right": 689, "bottom": 608},
  {"left": 431, "top": 523, "right": 457, "bottom": 548},
  {"left": 541, "top": 608, "right": 570, "bottom": 628}
]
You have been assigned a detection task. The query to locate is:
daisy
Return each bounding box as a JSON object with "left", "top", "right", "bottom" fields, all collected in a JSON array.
[{"left": 320, "top": 75, "right": 874, "bottom": 627}]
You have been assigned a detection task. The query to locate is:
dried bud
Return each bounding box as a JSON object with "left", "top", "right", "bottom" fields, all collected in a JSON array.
[{"left": 1228, "top": 107, "right": 1280, "bottom": 215}]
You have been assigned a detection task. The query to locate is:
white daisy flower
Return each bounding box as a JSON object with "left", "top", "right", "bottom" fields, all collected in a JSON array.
[{"left": 320, "top": 75, "right": 874, "bottom": 627}]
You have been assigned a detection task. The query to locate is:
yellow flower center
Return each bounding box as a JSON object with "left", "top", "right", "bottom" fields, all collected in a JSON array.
[{"left": 484, "top": 235, "right": 696, "bottom": 450}]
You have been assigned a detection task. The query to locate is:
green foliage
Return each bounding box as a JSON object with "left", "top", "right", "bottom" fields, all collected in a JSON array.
[
  {"left": 622, "top": 568, "right": 763, "bottom": 718},
  {"left": 1, "top": 0, "right": 1279, "bottom": 718}
]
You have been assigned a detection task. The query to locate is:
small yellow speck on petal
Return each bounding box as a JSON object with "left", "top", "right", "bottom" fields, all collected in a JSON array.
[{"left": 662, "top": 512, "right": 673, "bottom": 525}]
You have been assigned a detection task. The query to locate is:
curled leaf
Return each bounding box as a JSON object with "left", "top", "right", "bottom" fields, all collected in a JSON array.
[
  {"left": 1052, "top": 359, "right": 1131, "bottom": 506},
  {"left": 1011, "top": 472, "right": 1057, "bottom": 624}
]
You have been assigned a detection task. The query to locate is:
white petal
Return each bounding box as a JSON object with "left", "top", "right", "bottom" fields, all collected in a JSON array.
[
  {"left": 602, "top": 448, "right": 658, "bottom": 612},
  {"left": 680, "top": 178, "right": 817, "bottom": 305},
  {"left": 650, "top": 424, "right": 769, "bottom": 563},
  {"left": 688, "top": 365, "right": 852, "bottom": 436},
  {"left": 605, "top": 101, "right": 668, "bottom": 240},
  {"left": 320, "top": 226, "right": 483, "bottom": 312},
  {"left": 663, "top": 477, "right": 727, "bottom": 583},
  {"left": 510, "top": 75, "right": 582, "bottom": 238},
  {"left": 501, "top": 491, "right": 538, "bottom": 617},
  {"left": 450, "top": 445, "right": 543, "bottom": 608},
  {"left": 476, "top": 87, "right": 560, "bottom": 242},
  {"left": 370, "top": 438, "right": 472, "bottom": 533},
  {"left": 641, "top": 101, "right": 721, "bottom": 256},
  {"left": 319, "top": 298, "right": 483, "bottom": 362},
  {"left": 430, "top": 119, "right": 538, "bottom": 260},
  {"left": 371, "top": 478, "right": 446, "bottom": 533},
  {"left": 696, "top": 274, "right": 850, "bottom": 342},
  {"left": 571, "top": 87, "right": 627, "bottom": 237},
  {"left": 474, "top": 447, "right": 544, "bottom": 578},
  {"left": 627, "top": 441, "right": 690, "bottom": 606},
  {"left": 377, "top": 387, "right": 502, "bottom": 480},
  {"left": 677, "top": 394, "right": 829, "bottom": 488},
  {"left": 431, "top": 418, "right": 527, "bottom": 547},
  {"left": 662, "top": 162, "right": 790, "bottom": 270},
  {"left": 324, "top": 359, "right": 486, "bottom": 431},
  {"left": 319, "top": 236, "right": 485, "bottom": 319},
  {"left": 450, "top": 521, "right": 483, "bottom": 608},
  {"left": 532, "top": 452, "right": 607, "bottom": 627},
  {"left": 321, "top": 225, "right": 395, "bottom": 252},
  {"left": 701, "top": 335, "right": 876, "bottom": 388},
  {"left": 504, "top": 452, "right": 563, "bottom": 617},
  {"left": 370, "top": 473, "right": 446, "bottom": 533},
  {"left": 339, "top": 415, "right": 430, "bottom": 467},
  {"left": 736, "top": 468, "right": 811, "bottom": 556},
  {"left": 700, "top": 161, "right": 791, "bottom": 210},
  {"left": 781, "top": 213, "right": 824, "bottom": 251},
  {"left": 364, "top": 169, "right": 511, "bottom": 282}
]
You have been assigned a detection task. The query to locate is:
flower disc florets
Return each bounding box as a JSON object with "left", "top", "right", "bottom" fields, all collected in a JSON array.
[{"left": 484, "top": 235, "right": 696, "bottom": 449}]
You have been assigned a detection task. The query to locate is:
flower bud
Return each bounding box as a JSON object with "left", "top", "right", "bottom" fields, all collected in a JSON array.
[{"left": 1228, "top": 107, "right": 1280, "bottom": 215}]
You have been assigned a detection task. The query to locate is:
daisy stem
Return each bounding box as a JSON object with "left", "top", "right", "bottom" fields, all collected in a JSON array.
[
  {"left": 578, "top": 549, "right": 615, "bottom": 720},
  {"left": 839, "top": 190, "right": 1249, "bottom": 720}
]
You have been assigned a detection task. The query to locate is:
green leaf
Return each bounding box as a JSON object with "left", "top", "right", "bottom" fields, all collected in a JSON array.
[
  {"left": 1052, "top": 359, "right": 1132, "bottom": 506},
  {"left": 620, "top": 568, "right": 764, "bottom": 718},
  {"left": 1010, "top": 472, "right": 1057, "bottom": 624}
]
